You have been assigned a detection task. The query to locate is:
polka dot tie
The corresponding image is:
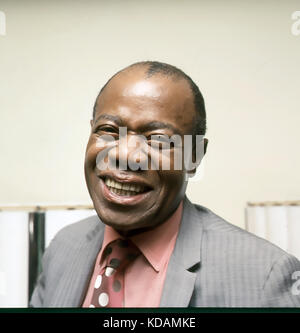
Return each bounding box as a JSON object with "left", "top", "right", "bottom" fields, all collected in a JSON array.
[{"left": 89, "top": 239, "right": 139, "bottom": 308}]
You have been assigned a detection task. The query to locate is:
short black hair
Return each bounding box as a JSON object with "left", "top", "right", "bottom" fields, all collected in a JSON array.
[{"left": 93, "top": 61, "right": 206, "bottom": 136}]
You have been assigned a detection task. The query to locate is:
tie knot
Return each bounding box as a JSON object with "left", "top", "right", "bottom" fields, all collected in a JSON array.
[{"left": 102, "top": 239, "right": 139, "bottom": 276}]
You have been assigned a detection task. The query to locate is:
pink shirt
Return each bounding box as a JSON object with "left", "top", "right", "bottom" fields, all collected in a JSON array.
[{"left": 82, "top": 201, "right": 183, "bottom": 307}]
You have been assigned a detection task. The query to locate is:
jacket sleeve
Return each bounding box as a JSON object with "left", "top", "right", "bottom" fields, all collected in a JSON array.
[
  {"left": 262, "top": 253, "right": 300, "bottom": 307},
  {"left": 29, "top": 238, "right": 56, "bottom": 307}
]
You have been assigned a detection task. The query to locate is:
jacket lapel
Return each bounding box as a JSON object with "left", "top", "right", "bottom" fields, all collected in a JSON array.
[
  {"left": 160, "top": 197, "right": 203, "bottom": 307},
  {"left": 48, "top": 216, "right": 105, "bottom": 307}
]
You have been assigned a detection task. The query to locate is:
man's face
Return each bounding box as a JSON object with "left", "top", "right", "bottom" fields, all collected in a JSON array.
[{"left": 84, "top": 69, "right": 195, "bottom": 235}]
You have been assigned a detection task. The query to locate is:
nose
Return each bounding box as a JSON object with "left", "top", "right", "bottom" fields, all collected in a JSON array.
[{"left": 109, "top": 134, "right": 149, "bottom": 171}]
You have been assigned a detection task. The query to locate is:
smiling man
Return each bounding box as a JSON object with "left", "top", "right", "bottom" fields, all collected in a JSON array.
[
  {"left": 85, "top": 62, "right": 202, "bottom": 236},
  {"left": 30, "top": 61, "right": 300, "bottom": 307}
]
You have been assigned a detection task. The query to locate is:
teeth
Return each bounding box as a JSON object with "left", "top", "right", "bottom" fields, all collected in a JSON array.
[
  {"left": 123, "top": 184, "right": 131, "bottom": 191},
  {"left": 109, "top": 187, "right": 139, "bottom": 196},
  {"left": 104, "top": 177, "right": 146, "bottom": 195}
]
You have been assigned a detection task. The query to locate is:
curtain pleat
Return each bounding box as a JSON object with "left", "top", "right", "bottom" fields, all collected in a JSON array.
[{"left": 246, "top": 204, "right": 300, "bottom": 259}]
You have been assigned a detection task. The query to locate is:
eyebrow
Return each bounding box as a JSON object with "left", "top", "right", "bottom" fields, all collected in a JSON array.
[
  {"left": 93, "top": 114, "right": 123, "bottom": 126},
  {"left": 139, "top": 121, "right": 182, "bottom": 135},
  {"left": 93, "top": 114, "right": 181, "bottom": 135}
]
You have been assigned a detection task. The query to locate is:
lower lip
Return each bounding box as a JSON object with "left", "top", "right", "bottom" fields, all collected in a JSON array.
[{"left": 99, "top": 178, "right": 153, "bottom": 206}]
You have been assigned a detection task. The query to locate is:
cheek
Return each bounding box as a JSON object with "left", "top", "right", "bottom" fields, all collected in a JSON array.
[
  {"left": 85, "top": 139, "right": 100, "bottom": 171},
  {"left": 148, "top": 147, "right": 183, "bottom": 171},
  {"left": 86, "top": 136, "right": 119, "bottom": 171},
  {"left": 159, "top": 170, "right": 186, "bottom": 194}
]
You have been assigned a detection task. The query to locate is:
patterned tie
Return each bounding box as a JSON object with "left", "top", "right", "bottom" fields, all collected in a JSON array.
[{"left": 89, "top": 239, "right": 139, "bottom": 308}]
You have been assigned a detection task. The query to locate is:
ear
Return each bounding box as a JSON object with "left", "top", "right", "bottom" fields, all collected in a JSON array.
[{"left": 186, "top": 138, "right": 209, "bottom": 177}]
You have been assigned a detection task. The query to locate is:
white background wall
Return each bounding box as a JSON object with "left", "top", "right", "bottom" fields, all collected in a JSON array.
[{"left": 1, "top": 0, "right": 300, "bottom": 229}]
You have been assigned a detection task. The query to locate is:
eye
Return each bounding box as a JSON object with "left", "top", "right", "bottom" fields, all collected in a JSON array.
[
  {"left": 95, "top": 125, "right": 118, "bottom": 134},
  {"left": 150, "top": 134, "right": 167, "bottom": 141},
  {"left": 149, "top": 134, "right": 172, "bottom": 150}
]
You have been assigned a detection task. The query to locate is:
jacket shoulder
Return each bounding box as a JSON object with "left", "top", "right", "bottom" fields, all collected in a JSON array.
[
  {"left": 189, "top": 202, "right": 300, "bottom": 306},
  {"left": 194, "top": 203, "right": 289, "bottom": 260},
  {"left": 49, "top": 214, "right": 103, "bottom": 248}
]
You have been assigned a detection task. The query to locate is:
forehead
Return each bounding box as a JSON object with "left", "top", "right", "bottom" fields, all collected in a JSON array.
[{"left": 95, "top": 69, "right": 195, "bottom": 133}]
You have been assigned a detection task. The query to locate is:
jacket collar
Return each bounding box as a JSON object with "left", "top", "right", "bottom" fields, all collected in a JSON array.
[{"left": 159, "top": 196, "right": 203, "bottom": 307}]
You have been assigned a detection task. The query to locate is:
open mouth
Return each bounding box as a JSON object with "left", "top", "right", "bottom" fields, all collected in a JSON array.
[{"left": 103, "top": 177, "right": 152, "bottom": 197}]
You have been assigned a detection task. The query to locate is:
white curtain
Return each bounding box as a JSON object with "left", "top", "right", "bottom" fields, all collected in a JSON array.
[
  {"left": 246, "top": 204, "right": 300, "bottom": 260},
  {"left": 0, "top": 212, "right": 29, "bottom": 307},
  {"left": 0, "top": 206, "right": 95, "bottom": 307}
]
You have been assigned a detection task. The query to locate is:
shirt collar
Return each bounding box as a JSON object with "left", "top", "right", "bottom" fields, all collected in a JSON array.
[
  {"left": 101, "top": 226, "right": 124, "bottom": 254},
  {"left": 101, "top": 201, "right": 183, "bottom": 272}
]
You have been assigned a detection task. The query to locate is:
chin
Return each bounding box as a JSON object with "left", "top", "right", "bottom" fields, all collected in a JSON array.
[{"left": 95, "top": 203, "right": 159, "bottom": 233}]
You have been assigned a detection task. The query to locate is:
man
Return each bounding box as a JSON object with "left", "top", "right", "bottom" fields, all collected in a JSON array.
[{"left": 30, "top": 61, "right": 300, "bottom": 307}]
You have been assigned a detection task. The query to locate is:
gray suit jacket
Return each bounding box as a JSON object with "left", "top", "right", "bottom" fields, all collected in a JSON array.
[{"left": 30, "top": 197, "right": 300, "bottom": 307}]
